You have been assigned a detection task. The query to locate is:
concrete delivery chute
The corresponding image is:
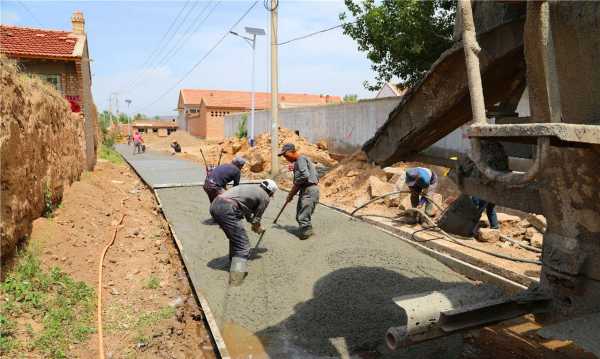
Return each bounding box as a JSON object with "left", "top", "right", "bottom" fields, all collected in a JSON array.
[{"left": 361, "top": 1, "right": 600, "bottom": 352}]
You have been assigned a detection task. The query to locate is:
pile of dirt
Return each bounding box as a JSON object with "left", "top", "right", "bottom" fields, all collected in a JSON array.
[
  {"left": 198, "top": 128, "right": 338, "bottom": 185},
  {"left": 319, "top": 152, "right": 447, "bottom": 213},
  {"left": 0, "top": 57, "right": 86, "bottom": 261}
]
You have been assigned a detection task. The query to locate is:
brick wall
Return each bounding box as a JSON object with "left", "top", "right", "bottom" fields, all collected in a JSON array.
[{"left": 187, "top": 112, "right": 205, "bottom": 137}]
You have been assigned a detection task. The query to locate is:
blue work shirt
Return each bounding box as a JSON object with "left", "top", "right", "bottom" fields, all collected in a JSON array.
[
  {"left": 405, "top": 167, "right": 435, "bottom": 188},
  {"left": 207, "top": 164, "right": 241, "bottom": 188}
]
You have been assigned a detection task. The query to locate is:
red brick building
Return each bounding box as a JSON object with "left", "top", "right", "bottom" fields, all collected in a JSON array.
[
  {"left": 177, "top": 89, "right": 341, "bottom": 139},
  {"left": 0, "top": 11, "right": 97, "bottom": 170}
]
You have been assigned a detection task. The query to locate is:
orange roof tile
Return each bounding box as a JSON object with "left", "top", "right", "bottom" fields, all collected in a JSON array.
[
  {"left": 133, "top": 120, "right": 178, "bottom": 128},
  {"left": 0, "top": 24, "right": 81, "bottom": 59},
  {"left": 180, "top": 89, "right": 341, "bottom": 109}
]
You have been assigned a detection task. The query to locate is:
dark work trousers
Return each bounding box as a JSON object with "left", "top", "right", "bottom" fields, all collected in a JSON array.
[
  {"left": 296, "top": 185, "right": 320, "bottom": 230},
  {"left": 209, "top": 197, "right": 250, "bottom": 260},
  {"left": 133, "top": 141, "right": 143, "bottom": 155},
  {"left": 472, "top": 197, "right": 499, "bottom": 229},
  {"left": 203, "top": 180, "right": 224, "bottom": 203}
]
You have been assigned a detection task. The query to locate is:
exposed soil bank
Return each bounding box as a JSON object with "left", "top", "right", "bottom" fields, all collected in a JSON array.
[{"left": 1, "top": 57, "right": 86, "bottom": 261}]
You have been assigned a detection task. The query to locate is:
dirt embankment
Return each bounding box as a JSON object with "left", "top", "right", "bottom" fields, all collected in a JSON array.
[{"left": 0, "top": 57, "right": 86, "bottom": 261}]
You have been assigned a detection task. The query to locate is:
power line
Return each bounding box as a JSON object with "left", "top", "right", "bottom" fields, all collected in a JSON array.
[
  {"left": 118, "top": 0, "right": 202, "bottom": 94},
  {"left": 153, "top": 0, "right": 219, "bottom": 68},
  {"left": 16, "top": 0, "right": 43, "bottom": 27},
  {"left": 138, "top": 0, "right": 192, "bottom": 71},
  {"left": 121, "top": 0, "right": 217, "bottom": 95},
  {"left": 115, "top": 0, "right": 192, "bottom": 93},
  {"left": 135, "top": 1, "right": 259, "bottom": 113},
  {"left": 277, "top": 21, "right": 357, "bottom": 46}
]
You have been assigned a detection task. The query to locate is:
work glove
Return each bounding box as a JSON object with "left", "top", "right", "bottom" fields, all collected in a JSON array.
[{"left": 251, "top": 222, "right": 265, "bottom": 234}]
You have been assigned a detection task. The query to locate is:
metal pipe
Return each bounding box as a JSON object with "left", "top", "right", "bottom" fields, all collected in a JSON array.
[
  {"left": 459, "top": 0, "right": 486, "bottom": 124},
  {"left": 462, "top": 1, "right": 551, "bottom": 186},
  {"left": 386, "top": 285, "right": 503, "bottom": 350},
  {"left": 470, "top": 136, "right": 549, "bottom": 186}
]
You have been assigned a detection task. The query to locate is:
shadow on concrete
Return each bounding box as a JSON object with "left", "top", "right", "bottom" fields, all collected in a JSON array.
[
  {"left": 207, "top": 256, "right": 230, "bottom": 272},
  {"left": 272, "top": 224, "right": 302, "bottom": 239},
  {"left": 255, "top": 266, "right": 469, "bottom": 358},
  {"left": 201, "top": 218, "right": 218, "bottom": 225}
]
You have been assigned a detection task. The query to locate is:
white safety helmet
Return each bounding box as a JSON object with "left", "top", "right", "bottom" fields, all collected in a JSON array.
[{"left": 260, "top": 179, "right": 278, "bottom": 196}]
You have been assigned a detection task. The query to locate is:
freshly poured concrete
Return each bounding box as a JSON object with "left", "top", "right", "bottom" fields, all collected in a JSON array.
[{"left": 117, "top": 146, "right": 472, "bottom": 358}]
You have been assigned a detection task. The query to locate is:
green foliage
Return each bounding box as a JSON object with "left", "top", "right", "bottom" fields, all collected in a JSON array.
[
  {"left": 0, "top": 251, "right": 95, "bottom": 357},
  {"left": 236, "top": 114, "right": 248, "bottom": 139},
  {"left": 136, "top": 306, "right": 175, "bottom": 328},
  {"left": 144, "top": 275, "right": 160, "bottom": 290},
  {"left": 99, "top": 144, "right": 124, "bottom": 165},
  {"left": 340, "top": 0, "right": 456, "bottom": 90},
  {"left": 117, "top": 113, "right": 130, "bottom": 124},
  {"left": 343, "top": 94, "right": 358, "bottom": 103},
  {"left": 42, "top": 182, "right": 55, "bottom": 218}
]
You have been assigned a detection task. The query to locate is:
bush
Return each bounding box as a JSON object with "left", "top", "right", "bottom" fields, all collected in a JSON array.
[{"left": 236, "top": 114, "right": 248, "bottom": 139}]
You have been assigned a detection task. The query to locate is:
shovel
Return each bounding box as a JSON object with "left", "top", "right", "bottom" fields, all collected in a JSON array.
[{"left": 251, "top": 198, "right": 292, "bottom": 257}]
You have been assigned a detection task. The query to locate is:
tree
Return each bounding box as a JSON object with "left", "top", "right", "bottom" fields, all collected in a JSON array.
[
  {"left": 343, "top": 94, "right": 358, "bottom": 103},
  {"left": 117, "top": 113, "right": 130, "bottom": 124},
  {"left": 340, "top": 0, "right": 456, "bottom": 91}
]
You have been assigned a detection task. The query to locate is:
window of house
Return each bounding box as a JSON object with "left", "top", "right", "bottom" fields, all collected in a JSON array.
[
  {"left": 189, "top": 108, "right": 198, "bottom": 113},
  {"left": 36, "top": 74, "right": 62, "bottom": 93}
]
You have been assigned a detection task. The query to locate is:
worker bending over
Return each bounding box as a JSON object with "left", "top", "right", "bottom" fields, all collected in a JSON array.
[
  {"left": 405, "top": 167, "right": 437, "bottom": 217},
  {"left": 171, "top": 140, "right": 181, "bottom": 155},
  {"left": 203, "top": 157, "right": 246, "bottom": 202},
  {"left": 279, "top": 143, "right": 320, "bottom": 240},
  {"left": 210, "top": 180, "right": 278, "bottom": 285}
]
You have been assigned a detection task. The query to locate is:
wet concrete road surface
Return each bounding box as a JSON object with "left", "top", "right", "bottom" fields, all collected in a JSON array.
[{"left": 117, "top": 145, "right": 471, "bottom": 358}]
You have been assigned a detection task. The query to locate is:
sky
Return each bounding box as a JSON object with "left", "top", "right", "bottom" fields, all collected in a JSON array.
[{"left": 1, "top": 0, "right": 379, "bottom": 116}]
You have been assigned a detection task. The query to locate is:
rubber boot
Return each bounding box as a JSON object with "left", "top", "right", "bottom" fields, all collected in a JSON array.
[
  {"left": 229, "top": 257, "right": 248, "bottom": 286},
  {"left": 298, "top": 226, "right": 314, "bottom": 240}
]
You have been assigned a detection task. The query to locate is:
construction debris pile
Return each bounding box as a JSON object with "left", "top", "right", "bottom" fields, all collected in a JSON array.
[
  {"left": 481, "top": 212, "right": 546, "bottom": 249},
  {"left": 319, "top": 152, "right": 447, "bottom": 214},
  {"left": 205, "top": 128, "right": 338, "bottom": 186}
]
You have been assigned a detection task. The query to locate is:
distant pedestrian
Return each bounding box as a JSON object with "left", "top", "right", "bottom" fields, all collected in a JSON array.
[
  {"left": 405, "top": 167, "right": 437, "bottom": 217},
  {"left": 203, "top": 156, "right": 246, "bottom": 203},
  {"left": 210, "top": 180, "right": 277, "bottom": 285},
  {"left": 132, "top": 131, "right": 144, "bottom": 155},
  {"left": 170, "top": 140, "right": 181, "bottom": 155},
  {"left": 279, "top": 143, "right": 320, "bottom": 240}
]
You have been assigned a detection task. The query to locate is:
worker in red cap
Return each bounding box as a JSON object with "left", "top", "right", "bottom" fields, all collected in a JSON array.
[{"left": 279, "top": 143, "right": 320, "bottom": 239}]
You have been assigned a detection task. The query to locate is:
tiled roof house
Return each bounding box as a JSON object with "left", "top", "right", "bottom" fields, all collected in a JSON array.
[
  {"left": 177, "top": 89, "right": 341, "bottom": 139},
  {"left": 0, "top": 11, "right": 97, "bottom": 170}
]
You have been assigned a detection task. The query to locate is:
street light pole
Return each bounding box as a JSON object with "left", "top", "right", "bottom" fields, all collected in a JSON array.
[
  {"left": 250, "top": 33, "right": 257, "bottom": 147},
  {"left": 230, "top": 27, "right": 265, "bottom": 147},
  {"left": 125, "top": 99, "right": 132, "bottom": 139},
  {"left": 270, "top": 0, "right": 279, "bottom": 176}
]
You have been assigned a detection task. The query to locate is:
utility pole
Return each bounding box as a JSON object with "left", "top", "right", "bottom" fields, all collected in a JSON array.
[
  {"left": 125, "top": 99, "right": 132, "bottom": 139},
  {"left": 108, "top": 95, "right": 113, "bottom": 127},
  {"left": 270, "top": 0, "right": 279, "bottom": 176}
]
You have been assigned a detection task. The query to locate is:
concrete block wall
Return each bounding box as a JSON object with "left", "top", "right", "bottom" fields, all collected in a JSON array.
[{"left": 225, "top": 97, "right": 402, "bottom": 155}]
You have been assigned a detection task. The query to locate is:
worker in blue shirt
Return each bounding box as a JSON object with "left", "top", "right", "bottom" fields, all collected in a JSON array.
[
  {"left": 203, "top": 156, "right": 246, "bottom": 202},
  {"left": 405, "top": 167, "right": 437, "bottom": 217}
]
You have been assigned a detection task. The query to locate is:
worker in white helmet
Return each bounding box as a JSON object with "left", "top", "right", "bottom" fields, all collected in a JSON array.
[{"left": 209, "top": 179, "right": 278, "bottom": 285}]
